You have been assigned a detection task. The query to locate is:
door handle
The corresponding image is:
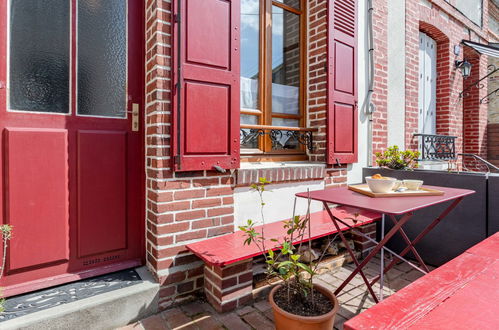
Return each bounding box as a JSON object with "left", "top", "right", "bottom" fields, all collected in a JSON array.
[{"left": 128, "top": 103, "right": 139, "bottom": 132}]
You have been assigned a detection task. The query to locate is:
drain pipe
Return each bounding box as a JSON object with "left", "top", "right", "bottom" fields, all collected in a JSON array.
[{"left": 366, "top": 0, "right": 376, "bottom": 166}]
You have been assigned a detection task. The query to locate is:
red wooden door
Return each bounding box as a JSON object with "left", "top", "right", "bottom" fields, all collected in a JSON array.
[{"left": 0, "top": 0, "right": 144, "bottom": 296}]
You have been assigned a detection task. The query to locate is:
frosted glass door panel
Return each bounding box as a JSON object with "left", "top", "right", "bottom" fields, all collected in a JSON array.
[
  {"left": 77, "top": 0, "right": 127, "bottom": 118},
  {"left": 9, "top": 0, "right": 70, "bottom": 113}
]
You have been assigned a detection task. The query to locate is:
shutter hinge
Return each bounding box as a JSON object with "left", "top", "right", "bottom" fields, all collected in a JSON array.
[
  {"left": 335, "top": 158, "right": 341, "bottom": 167},
  {"left": 174, "top": 155, "right": 181, "bottom": 169},
  {"left": 174, "top": 13, "right": 180, "bottom": 23}
]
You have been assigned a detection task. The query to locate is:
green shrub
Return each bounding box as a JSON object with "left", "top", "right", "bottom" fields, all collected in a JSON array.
[{"left": 375, "top": 145, "right": 420, "bottom": 170}]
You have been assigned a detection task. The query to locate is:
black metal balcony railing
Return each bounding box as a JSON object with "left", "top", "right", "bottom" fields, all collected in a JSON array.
[
  {"left": 240, "top": 125, "right": 314, "bottom": 151},
  {"left": 414, "top": 134, "right": 457, "bottom": 161}
]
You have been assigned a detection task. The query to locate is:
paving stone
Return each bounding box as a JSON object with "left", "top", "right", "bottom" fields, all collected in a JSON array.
[
  {"left": 393, "top": 261, "right": 414, "bottom": 273},
  {"left": 181, "top": 302, "right": 206, "bottom": 316},
  {"left": 192, "top": 313, "right": 224, "bottom": 330},
  {"left": 263, "top": 308, "right": 275, "bottom": 323},
  {"left": 200, "top": 302, "right": 218, "bottom": 315},
  {"left": 337, "top": 305, "right": 356, "bottom": 320},
  {"left": 242, "top": 311, "right": 274, "bottom": 330},
  {"left": 235, "top": 305, "right": 255, "bottom": 316},
  {"left": 131, "top": 253, "right": 427, "bottom": 330},
  {"left": 120, "top": 323, "right": 145, "bottom": 330},
  {"left": 387, "top": 277, "right": 412, "bottom": 291},
  {"left": 253, "top": 299, "right": 271, "bottom": 312},
  {"left": 217, "top": 312, "right": 252, "bottom": 330},
  {"left": 161, "top": 308, "right": 191, "bottom": 329},
  {"left": 140, "top": 314, "right": 168, "bottom": 330},
  {"left": 405, "top": 269, "right": 424, "bottom": 282},
  {"left": 334, "top": 314, "right": 347, "bottom": 330}
]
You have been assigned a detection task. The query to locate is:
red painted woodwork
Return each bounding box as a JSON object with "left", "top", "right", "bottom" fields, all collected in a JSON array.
[
  {"left": 344, "top": 232, "right": 499, "bottom": 330},
  {"left": 296, "top": 186, "right": 475, "bottom": 215},
  {"left": 5, "top": 128, "right": 69, "bottom": 270},
  {"left": 172, "top": 0, "right": 240, "bottom": 171},
  {"left": 327, "top": 0, "right": 358, "bottom": 164},
  {"left": 0, "top": 0, "right": 145, "bottom": 296},
  {"left": 186, "top": 207, "right": 381, "bottom": 267},
  {"left": 184, "top": 83, "right": 229, "bottom": 154},
  {"left": 77, "top": 131, "right": 127, "bottom": 257}
]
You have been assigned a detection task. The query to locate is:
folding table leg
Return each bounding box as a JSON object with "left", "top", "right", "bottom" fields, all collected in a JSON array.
[
  {"left": 324, "top": 203, "right": 379, "bottom": 303},
  {"left": 379, "top": 214, "right": 385, "bottom": 300},
  {"left": 389, "top": 214, "right": 429, "bottom": 272},
  {"left": 328, "top": 209, "right": 414, "bottom": 301},
  {"left": 370, "top": 197, "right": 464, "bottom": 286}
]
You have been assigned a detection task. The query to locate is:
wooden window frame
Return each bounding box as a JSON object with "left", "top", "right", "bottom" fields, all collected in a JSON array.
[{"left": 241, "top": 0, "right": 309, "bottom": 161}]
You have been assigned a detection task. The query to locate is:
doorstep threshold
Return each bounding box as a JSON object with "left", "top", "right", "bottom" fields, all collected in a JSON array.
[{"left": 0, "top": 267, "right": 159, "bottom": 330}]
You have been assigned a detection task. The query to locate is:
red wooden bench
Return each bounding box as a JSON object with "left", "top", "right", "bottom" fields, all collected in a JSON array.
[
  {"left": 186, "top": 206, "right": 381, "bottom": 312},
  {"left": 344, "top": 232, "right": 499, "bottom": 330}
]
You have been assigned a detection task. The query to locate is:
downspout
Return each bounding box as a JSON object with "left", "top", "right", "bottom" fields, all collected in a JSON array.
[{"left": 366, "top": 0, "right": 376, "bottom": 166}]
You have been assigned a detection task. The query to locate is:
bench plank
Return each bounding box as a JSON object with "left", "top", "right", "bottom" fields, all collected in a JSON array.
[
  {"left": 186, "top": 207, "right": 381, "bottom": 267},
  {"left": 344, "top": 232, "right": 499, "bottom": 330}
]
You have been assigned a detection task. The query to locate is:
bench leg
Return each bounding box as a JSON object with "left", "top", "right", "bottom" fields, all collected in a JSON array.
[{"left": 204, "top": 259, "right": 254, "bottom": 313}]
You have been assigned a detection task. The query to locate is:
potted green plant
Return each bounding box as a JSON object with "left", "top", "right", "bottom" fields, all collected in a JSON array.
[
  {"left": 239, "top": 178, "right": 338, "bottom": 330},
  {"left": 374, "top": 145, "right": 420, "bottom": 170}
]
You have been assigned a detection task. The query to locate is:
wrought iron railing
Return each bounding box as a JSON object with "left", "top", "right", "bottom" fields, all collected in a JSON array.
[
  {"left": 458, "top": 153, "right": 499, "bottom": 173},
  {"left": 414, "top": 134, "right": 457, "bottom": 161},
  {"left": 240, "top": 125, "right": 314, "bottom": 151},
  {"left": 460, "top": 64, "right": 499, "bottom": 104}
]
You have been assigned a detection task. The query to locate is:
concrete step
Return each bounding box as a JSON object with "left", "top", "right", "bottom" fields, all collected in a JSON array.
[{"left": 1, "top": 267, "right": 159, "bottom": 330}]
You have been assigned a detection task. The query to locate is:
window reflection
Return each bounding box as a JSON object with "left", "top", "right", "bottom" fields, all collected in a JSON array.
[
  {"left": 271, "top": 6, "right": 300, "bottom": 118},
  {"left": 241, "top": 0, "right": 260, "bottom": 111}
]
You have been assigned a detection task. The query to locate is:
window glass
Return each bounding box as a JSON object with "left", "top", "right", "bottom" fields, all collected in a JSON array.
[
  {"left": 241, "top": 0, "right": 260, "bottom": 111},
  {"left": 274, "top": 0, "right": 300, "bottom": 9},
  {"left": 452, "top": 0, "right": 482, "bottom": 26},
  {"left": 9, "top": 0, "right": 70, "bottom": 113},
  {"left": 241, "top": 115, "right": 259, "bottom": 149},
  {"left": 271, "top": 6, "right": 300, "bottom": 118},
  {"left": 78, "top": 0, "right": 126, "bottom": 117}
]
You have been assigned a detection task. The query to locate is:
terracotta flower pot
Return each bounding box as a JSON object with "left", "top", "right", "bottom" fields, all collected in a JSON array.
[{"left": 269, "top": 284, "right": 339, "bottom": 330}]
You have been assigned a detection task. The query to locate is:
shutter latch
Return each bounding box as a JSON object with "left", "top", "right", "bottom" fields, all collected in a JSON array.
[{"left": 213, "top": 165, "right": 226, "bottom": 173}]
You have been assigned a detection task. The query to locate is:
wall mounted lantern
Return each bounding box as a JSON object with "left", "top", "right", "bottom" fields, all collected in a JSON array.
[{"left": 455, "top": 60, "right": 472, "bottom": 78}]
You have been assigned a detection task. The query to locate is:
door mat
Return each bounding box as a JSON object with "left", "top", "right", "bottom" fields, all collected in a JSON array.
[{"left": 0, "top": 269, "right": 141, "bottom": 322}]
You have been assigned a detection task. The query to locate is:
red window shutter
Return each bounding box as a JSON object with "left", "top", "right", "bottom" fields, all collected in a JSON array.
[
  {"left": 327, "top": 0, "right": 358, "bottom": 165},
  {"left": 172, "top": 0, "right": 240, "bottom": 172}
]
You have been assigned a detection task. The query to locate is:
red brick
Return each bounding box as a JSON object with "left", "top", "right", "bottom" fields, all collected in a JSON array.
[
  {"left": 206, "top": 187, "right": 233, "bottom": 197},
  {"left": 175, "top": 210, "right": 205, "bottom": 221},
  {"left": 175, "top": 230, "right": 207, "bottom": 243},
  {"left": 192, "top": 198, "right": 222, "bottom": 209},
  {"left": 207, "top": 207, "right": 233, "bottom": 217},
  {"left": 174, "top": 189, "right": 205, "bottom": 200}
]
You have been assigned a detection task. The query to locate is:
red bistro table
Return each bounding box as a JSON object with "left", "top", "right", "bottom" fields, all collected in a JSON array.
[{"left": 296, "top": 185, "right": 475, "bottom": 303}]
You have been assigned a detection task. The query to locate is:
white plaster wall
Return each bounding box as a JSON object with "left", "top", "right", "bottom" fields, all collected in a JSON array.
[
  {"left": 349, "top": 0, "right": 370, "bottom": 185},
  {"left": 387, "top": 0, "right": 406, "bottom": 148},
  {"left": 234, "top": 181, "right": 325, "bottom": 228}
]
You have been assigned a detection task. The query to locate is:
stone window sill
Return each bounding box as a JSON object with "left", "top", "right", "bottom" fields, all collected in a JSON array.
[{"left": 236, "top": 162, "right": 327, "bottom": 186}]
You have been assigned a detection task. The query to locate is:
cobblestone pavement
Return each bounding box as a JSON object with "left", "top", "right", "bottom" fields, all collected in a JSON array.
[{"left": 120, "top": 256, "right": 433, "bottom": 330}]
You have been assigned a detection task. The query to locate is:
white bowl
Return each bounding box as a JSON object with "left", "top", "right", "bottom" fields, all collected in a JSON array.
[
  {"left": 365, "top": 176, "right": 397, "bottom": 193},
  {"left": 403, "top": 179, "right": 423, "bottom": 190}
]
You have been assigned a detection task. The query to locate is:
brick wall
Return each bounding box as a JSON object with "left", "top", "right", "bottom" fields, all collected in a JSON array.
[
  {"left": 371, "top": 0, "right": 389, "bottom": 159},
  {"left": 144, "top": 0, "right": 351, "bottom": 310},
  {"left": 308, "top": 0, "right": 328, "bottom": 163},
  {"left": 395, "top": 0, "right": 491, "bottom": 162}
]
